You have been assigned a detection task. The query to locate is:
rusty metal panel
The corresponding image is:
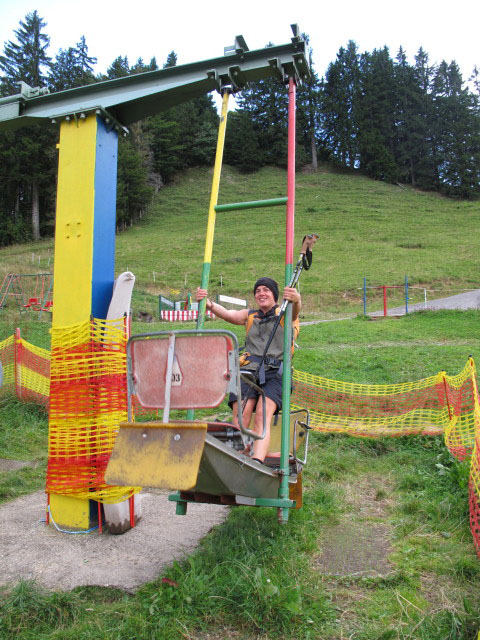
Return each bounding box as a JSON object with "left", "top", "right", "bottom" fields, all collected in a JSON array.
[
  {"left": 131, "top": 334, "right": 231, "bottom": 409},
  {"left": 105, "top": 421, "right": 207, "bottom": 490}
]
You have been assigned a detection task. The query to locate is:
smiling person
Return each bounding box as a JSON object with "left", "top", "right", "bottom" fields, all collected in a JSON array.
[{"left": 195, "top": 278, "right": 301, "bottom": 463}]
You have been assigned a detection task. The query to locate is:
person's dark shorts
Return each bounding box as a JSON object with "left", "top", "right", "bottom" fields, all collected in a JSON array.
[{"left": 228, "top": 368, "right": 283, "bottom": 413}]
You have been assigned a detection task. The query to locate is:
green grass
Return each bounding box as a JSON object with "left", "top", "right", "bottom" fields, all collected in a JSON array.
[
  {"left": 0, "top": 434, "right": 478, "bottom": 639},
  {"left": 0, "top": 311, "right": 479, "bottom": 637},
  {"left": 1, "top": 164, "right": 480, "bottom": 321},
  {"left": 0, "top": 166, "right": 480, "bottom": 638},
  {"left": 116, "top": 165, "right": 480, "bottom": 316},
  {"left": 0, "top": 398, "right": 48, "bottom": 504}
]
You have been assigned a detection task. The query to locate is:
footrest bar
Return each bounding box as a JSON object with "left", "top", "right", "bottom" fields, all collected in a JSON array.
[{"left": 215, "top": 197, "right": 287, "bottom": 212}]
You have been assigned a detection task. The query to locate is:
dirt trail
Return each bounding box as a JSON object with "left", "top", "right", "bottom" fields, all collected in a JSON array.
[{"left": 0, "top": 489, "right": 227, "bottom": 591}]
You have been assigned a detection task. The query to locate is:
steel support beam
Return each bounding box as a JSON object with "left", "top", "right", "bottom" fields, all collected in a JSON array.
[{"left": 0, "top": 28, "right": 310, "bottom": 131}]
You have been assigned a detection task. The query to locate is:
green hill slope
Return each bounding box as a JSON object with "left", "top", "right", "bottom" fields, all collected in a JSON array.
[
  {"left": 1, "top": 163, "right": 479, "bottom": 317},
  {"left": 115, "top": 164, "right": 480, "bottom": 316}
]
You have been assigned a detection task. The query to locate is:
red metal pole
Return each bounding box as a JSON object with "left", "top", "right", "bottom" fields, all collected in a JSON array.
[
  {"left": 98, "top": 501, "right": 103, "bottom": 533},
  {"left": 14, "top": 328, "right": 21, "bottom": 398},
  {"left": 383, "top": 285, "right": 387, "bottom": 317},
  {"left": 286, "top": 77, "right": 296, "bottom": 268},
  {"left": 442, "top": 374, "right": 453, "bottom": 420},
  {"left": 278, "top": 77, "right": 296, "bottom": 525},
  {"left": 129, "top": 494, "right": 135, "bottom": 528}
]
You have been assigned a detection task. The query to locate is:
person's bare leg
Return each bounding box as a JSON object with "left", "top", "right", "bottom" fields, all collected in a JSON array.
[
  {"left": 232, "top": 398, "right": 257, "bottom": 453},
  {"left": 232, "top": 398, "right": 256, "bottom": 429},
  {"left": 251, "top": 397, "right": 277, "bottom": 462}
]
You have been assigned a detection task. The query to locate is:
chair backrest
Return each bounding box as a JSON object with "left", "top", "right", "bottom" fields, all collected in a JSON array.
[{"left": 129, "top": 331, "right": 236, "bottom": 411}]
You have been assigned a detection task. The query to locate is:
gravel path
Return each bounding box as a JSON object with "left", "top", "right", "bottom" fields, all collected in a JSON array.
[
  {"left": 370, "top": 289, "right": 480, "bottom": 316},
  {"left": 0, "top": 490, "right": 227, "bottom": 592}
]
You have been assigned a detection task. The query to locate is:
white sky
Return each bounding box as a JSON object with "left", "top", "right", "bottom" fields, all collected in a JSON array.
[{"left": 1, "top": 0, "right": 478, "bottom": 92}]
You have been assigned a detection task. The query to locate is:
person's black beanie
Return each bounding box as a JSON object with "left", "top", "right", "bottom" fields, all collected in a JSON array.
[{"left": 253, "top": 277, "right": 279, "bottom": 302}]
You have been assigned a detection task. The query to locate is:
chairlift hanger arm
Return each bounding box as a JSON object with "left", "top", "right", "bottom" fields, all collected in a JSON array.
[{"left": 0, "top": 27, "right": 310, "bottom": 132}]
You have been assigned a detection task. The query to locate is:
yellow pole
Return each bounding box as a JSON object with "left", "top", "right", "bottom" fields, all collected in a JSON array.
[
  {"left": 186, "top": 91, "right": 230, "bottom": 423},
  {"left": 197, "top": 90, "right": 230, "bottom": 328}
]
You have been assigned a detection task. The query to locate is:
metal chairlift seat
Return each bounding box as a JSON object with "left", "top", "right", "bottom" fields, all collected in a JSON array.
[{"left": 106, "top": 329, "right": 269, "bottom": 493}]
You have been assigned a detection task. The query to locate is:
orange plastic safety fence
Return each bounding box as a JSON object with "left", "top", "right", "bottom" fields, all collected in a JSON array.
[
  {"left": 467, "top": 360, "right": 480, "bottom": 557},
  {"left": 17, "top": 337, "right": 50, "bottom": 406},
  {"left": 443, "top": 359, "right": 477, "bottom": 461},
  {"left": 291, "top": 362, "right": 475, "bottom": 440},
  {"left": 46, "top": 318, "right": 140, "bottom": 504},
  {"left": 4, "top": 327, "right": 480, "bottom": 553},
  {"left": 0, "top": 333, "right": 50, "bottom": 404},
  {"left": 0, "top": 334, "right": 16, "bottom": 396}
]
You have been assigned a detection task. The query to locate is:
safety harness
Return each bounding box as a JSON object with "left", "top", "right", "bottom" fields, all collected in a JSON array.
[{"left": 239, "top": 306, "right": 300, "bottom": 384}]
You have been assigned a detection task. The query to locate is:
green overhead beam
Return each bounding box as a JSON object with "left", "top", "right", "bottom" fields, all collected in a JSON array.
[{"left": 0, "top": 26, "right": 310, "bottom": 132}]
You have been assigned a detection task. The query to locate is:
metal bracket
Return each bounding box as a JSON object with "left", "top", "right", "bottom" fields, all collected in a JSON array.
[
  {"left": 206, "top": 69, "right": 222, "bottom": 92},
  {"left": 292, "top": 53, "right": 310, "bottom": 85},
  {"left": 224, "top": 35, "right": 249, "bottom": 56},
  {"left": 228, "top": 65, "right": 247, "bottom": 90},
  {"left": 50, "top": 106, "right": 129, "bottom": 136},
  {"left": 17, "top": 81, "right": 49, "bottom": 99},
  {"left": 290, "top": 23, "right": 302, "bottom": 44},
  {"left": 268, "top": 58, "right": 285, "bottom": 83}
]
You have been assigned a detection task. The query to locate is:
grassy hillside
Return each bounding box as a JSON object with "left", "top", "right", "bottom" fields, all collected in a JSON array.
[
  {"left": 1, "top": 166, "right": 480, "bottom": 638},
  {"left": 1, "top": 164, "right": 479, "bottom": 320}
]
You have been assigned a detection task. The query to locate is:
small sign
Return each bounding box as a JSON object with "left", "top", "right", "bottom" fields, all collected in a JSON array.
[
  {"left": 218, "top": 294, "right": 247, "bottom": 307},
  {"left": 171, "top": 355, "right": 183, "bottom": 386}
]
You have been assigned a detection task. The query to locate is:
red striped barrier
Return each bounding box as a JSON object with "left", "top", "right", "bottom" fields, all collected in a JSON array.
[{"left": 160, "top": 310, "right": 216, "bottom": 322}]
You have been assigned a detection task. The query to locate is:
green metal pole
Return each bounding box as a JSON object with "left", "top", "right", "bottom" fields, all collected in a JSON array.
[
  {"left": 214, "top": 197, "right": 287, "bottom": 212},
  {"left": 278, "top": 77, "right": 297, "bottom": 524}
]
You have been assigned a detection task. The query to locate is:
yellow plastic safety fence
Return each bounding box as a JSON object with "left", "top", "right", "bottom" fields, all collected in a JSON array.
[
  {"left": 292, "top": 362, "right": 476, "bottom": 441},
  {"left": 45, "top": 318, "right": 140, "bottom": 504},
  {"left": 467, "top": 360, "right": 480, "bottom": 556},
  {"left": 0, "top": 331, "right": 50, "bottom": 404},
  {"left": 3, "top": 328, "right": 480, "bottom": 550},
  {"left": 0, "top": 334, "right": 16, "bottom": 395},
  {"left": 17, "top": 335, "right": 50, "bottom": 404}
]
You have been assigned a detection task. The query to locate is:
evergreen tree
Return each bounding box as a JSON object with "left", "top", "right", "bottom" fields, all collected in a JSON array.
[
  {"left": 470, "top": 66, "right": 480, "bottom": 97},
  {"left": 408, "top": 47, "right": 438, "bottom": 190},
  {"left": 116, "top": 137, "right": 153, "bottom": 229},
  {"left": 0, "top": 10, "right": 51, "bottom": 96},
  {"left": 296, "top": 34, "right": 322, "bottom": 168},
  {"left": 357, "top": 47, "right": 398, "bottom": 181},
  {"left": 0, "top": 11, "right": 55, "bottom": 241},
  {"left": 235, "top": 76, "right": 288, "bottom": 167},
  {"left": 224, "top": 111, "right": 264, "bottom": 172},
  {"left": 130, "top": 56, "right": 158, "bottom": 74},
  {"left": 106, "top": 56, "right": 130, "bottom": 79},
  {"left": 163, "top": 51, "right": 177, "bottom": 69},
  {"left": 49, "top": 36, "right": 97, "bottom": 91},
  {"left": 320, "top": 41, "right": 361, "bottom": 168},
  {"left": 431, "top": 61, "right": 480, "bottom": 196},
  {"left": 393, "top": 47, "right": 428, "bottom": 186},
  {"left": 145, "top": 50, "right": 219, "bottom": 180}
]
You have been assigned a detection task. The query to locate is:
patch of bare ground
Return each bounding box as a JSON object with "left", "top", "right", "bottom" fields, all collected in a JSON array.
[
  {"left": 0, "top": 489, "right": 227, "bottom": 591},
  {"left": 190, "top": 629, "right": 265, "bottom": 640},
  {"left": 419, "top": 572, "right": 475, "bottom": 614},
  {"left": 0, "top": 458, "right": 34, "bottom": 471},
  {"left": 315, "top": 474, "right": 395, "bottom": 578},
  {"left": 313, "top": 474, "right": 396, "bottom": 636}
]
